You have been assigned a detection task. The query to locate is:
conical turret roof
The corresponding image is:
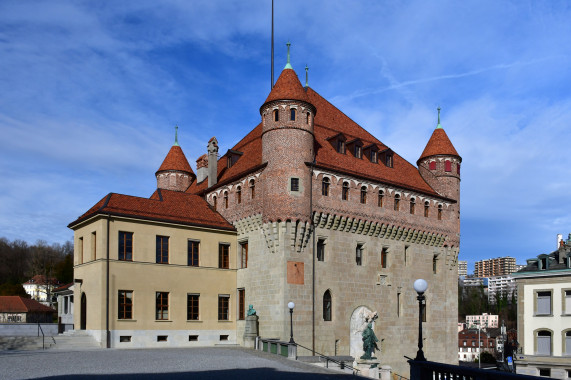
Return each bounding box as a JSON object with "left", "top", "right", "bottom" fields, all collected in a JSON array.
[
  {"left": 264, "top": 68, "right": 310, "bottom": 105},
  {"left": 156, "top": 145, "right": 194, "bottom": 176},
  {"left": 418, "top": 127, "right": 460, "bottom": 164}
]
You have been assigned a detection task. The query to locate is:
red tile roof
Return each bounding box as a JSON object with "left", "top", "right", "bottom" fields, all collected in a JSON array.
[
  {"left": 156, "top": 145, "right": 194, "bottom": 176},
  {"left": 69, "top": 189, "right": 234, "bottom": 231},
  {"left": 264, "top": 68, "right": 310, "bottom": 105},
  {"left": 23, "top": 275, "right": 60, "bottom": 286},
  {"left": 418, "top": 128, "right": 460, "bottom": 163},
  {"left": 0, "top": 296, "right": 56, "bottom": 313},
  {"left": 53, "top": 283, "right": 73, "bottom": 293},
  {"left": 189, "top": 68, "right": 451, "bottom": 199}
]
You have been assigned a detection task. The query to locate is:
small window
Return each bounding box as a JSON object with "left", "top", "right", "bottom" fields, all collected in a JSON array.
[
  {"left": 290, "top": 178, "right": 300, "bottom": 192},
  {"left": 156, "top": 236, "right": 169, "bottom": 264},
  {"left": 355, "top": 145, "right": 362, "bottom": 159},
  {"left": 342, "top": 182, "right": 349, "bottom": 201},
  {"left": 323, "top": 290, "right": 332, "bottom": 321},
  {"left": 273, "top": 109, "right": 279, "bottom": 122},
  {"left": 118, "top": 232, "right": 133, "bottom": 261},
  {"left": 386, "top": 154, "right": 393, "bottom": 168},
  {"left": 118, "top": 290, "right": 133, "bottom": 320},
  {"left": 371, "top": 150, "right": 377, "bottom": 163},
  {"left": 189, "top": 335, "right": 198, "bottom": 341},
  {"left": 381, "top": 248, "right": 388, "bottom": 269},
  {"left": 337, "top": 140, "right": 345, "bottom": 154},
  {"left": 187, "top": 294, "right": 199, "bottom": 320},
  {"left": 356, "top": 244, "right": 363, "bottom": 266},
  {"left": 457, "top": 163, "right": 461, "bottom": 175},
  {"left": 538, "top": 368, "right": 550, "bottom": 377},
  {"left": 249, "top": 179, "right": 255, "bottom": 199},
  {"left": 322, "top": 177, "right": 330, "bottom": 196},
  {"left": 78, "top": 237, "right": 84, "bottom": 264},
  {"left": 437, "top": 204, "right": 443, "bottom": 220},
  {"left": 429, "top": 161, "right": 436, "bottom": 170},
  {"left": 239, "top": 241, "right": 248, "bottom": 269},
  {"left": 224, "top": 191, "right": 228, "bottom": 208},
  {"left": 236, "top": 186, "right": 241, "bottom": 204},
  {"left": 157, "top": 335, "right": 168, "bottom": 342},
  {"left": 290, "top": 108, "right": 296, "bottom": 121},
  {"left": 539, "top": 257, "right": 548, "bottom": 270},
  {"left": 212, "top": 196, "right": 217, "bottom": 211},
  {"left": 120, "top": 336, "right": 131, "bottom": 342},
  {"left": 218, "top": 295, "right": 230, "bottom": 320},
  {"left": 238, "top": 289, "right": 245, "bottom": 320},
  {"left": 397, "top": 292, "right": 401, "bottom": 317},
  {"left": 360, "top": 186, "right": 367, "bottom": 204},
  {"left": 424, "top": 201, "right": 429, "bottom": 217},
  {"left": 188, "top": 240, "right": 199, "bottom": 267},
  {"left": 306, "top": 112, "right": 310, "bottom": 124},
  {"left": 445, "top": 160, "right": 451, "bottom": 172},
  {"left": 219, "top": 244, "right": 230, "bottom": 269},
  {"left": 220, "top": 335, "right": 229, "bottom": 341},
  {"left": 378, "top": 191, "right": 384, "bottom": 207},
  {"left": 91, "top": 231, "right": 96, "bottom": 261},
  {"left": 394, "top": 194, "right": 400, "bottom": 211},
  {"left": 156, "top": 292, "right": 169, "bottom": 320},
  {"left": 317, "top": 239, "right": 325, "bottom": 262},
  {"left": 410, "top": 198, "right": 415, "bottom": 214},
  {"left": 433, "top": 255, "right": 438, "bottom": 274}
]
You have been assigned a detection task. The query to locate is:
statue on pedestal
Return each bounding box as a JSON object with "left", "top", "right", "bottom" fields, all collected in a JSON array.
[
  {"left": 247, "top": 304, "right": 257, "bottom": 316},
  {"left": 360, "top": 321, "right": 380, "bottom": 359}
]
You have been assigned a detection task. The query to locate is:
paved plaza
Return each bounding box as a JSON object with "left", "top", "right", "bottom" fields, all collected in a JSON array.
[{"left": 0, "top": 347, "right": 357, "bottom": 379}]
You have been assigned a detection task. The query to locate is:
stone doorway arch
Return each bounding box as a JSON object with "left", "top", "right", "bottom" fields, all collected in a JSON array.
[{"left": 350, "top": 306, "right": 377, "bottom": 359}]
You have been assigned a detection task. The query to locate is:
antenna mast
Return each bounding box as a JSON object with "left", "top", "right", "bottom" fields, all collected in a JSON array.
[{"left": 271, "top": 0, "right": 274, "bottom": 89}]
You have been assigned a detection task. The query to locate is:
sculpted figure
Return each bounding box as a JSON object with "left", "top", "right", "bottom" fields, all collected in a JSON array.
[
  {"left": 247, "top": 304, "right": 257, "bottom": 316},
  {"left": 360, "top": 321, "right": 379, "bottom": 359}
]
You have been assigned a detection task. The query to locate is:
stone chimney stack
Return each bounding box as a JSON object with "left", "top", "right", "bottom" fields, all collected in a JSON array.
[
  {"left": 196, "top": 154, "right": 208, "bottom": 183},
  {"left": 207, "top": 137, "right": 218, "bottom": 188}
]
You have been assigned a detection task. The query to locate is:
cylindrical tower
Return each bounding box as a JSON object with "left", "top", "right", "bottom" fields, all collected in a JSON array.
[
  {"left": 260, "top": 47, "right": 316, "bottom": 223},
  {"left": 156, "top": 126, "right": 195, "bottom": 192}
]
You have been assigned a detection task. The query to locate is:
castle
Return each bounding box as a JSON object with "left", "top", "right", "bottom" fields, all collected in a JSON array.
[{"left": 69, "top": 48, "right": 461, "bottom": 375}]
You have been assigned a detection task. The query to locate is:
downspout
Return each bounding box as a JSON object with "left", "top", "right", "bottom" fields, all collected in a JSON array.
[
  {"left": 106, "top": 213, "right": 110, "bottom": 348},
  {"left": 310, "top": 157, "right": 316, "bottom": 355}
]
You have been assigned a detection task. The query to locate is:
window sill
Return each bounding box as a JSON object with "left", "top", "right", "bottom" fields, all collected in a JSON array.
[
  {"left": 186, "top": 320, "right": 203, "bottom": 323},
  {"left": 533, "top": 314, "right": 553, "bottom": 317},
  {"left": 117, "top": 319, "right": 137, "bottom": 322},
  {"left": 217, "top": 320, "right": 233, "bottom": 323},
  {"left": 155, "top": 320, "right": 172, "bottom": 322}
]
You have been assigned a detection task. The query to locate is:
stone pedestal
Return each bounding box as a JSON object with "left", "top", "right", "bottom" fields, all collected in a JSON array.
[
  {"left": 380, "top": 365, "right": 392, "bottom": 380},
  {"left": 355, "top": 358, "right": 381, "bottom": 379},
  {"left": 243, "top": 315, "right": 258, "bottom": 348}
]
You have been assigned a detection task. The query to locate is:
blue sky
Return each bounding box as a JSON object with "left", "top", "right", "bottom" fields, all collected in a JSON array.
[{"left": 1, "top": 1, "right": 570, "bottom": 272}]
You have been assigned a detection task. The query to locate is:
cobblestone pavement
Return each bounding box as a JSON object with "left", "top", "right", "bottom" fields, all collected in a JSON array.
[{"left": 0, "top": 347, "right": 357, "bottom": 379}]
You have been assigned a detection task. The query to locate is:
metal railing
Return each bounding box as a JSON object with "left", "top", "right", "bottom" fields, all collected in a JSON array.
[
  {"left": 295, "top": 342, "right": 360, "bottom": 375},
  {"left": 408, "top": 359, "right": 545, "bottom": 380},
  {"left": 37, "top": 323, "right": 56, "bottom": 350}
]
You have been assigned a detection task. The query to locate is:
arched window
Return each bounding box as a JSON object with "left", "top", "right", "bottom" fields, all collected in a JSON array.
[
  {"left": 322, "top": 177, "right": 330, "bottom": 196},
  {"left": 410, "top": 198, "right": 415, "bottom": 214},
  {"left": 290, "top": 108, "right": 296, "bottom": 121},
  {"left": 564, "top": 330, "right": 571, "bottom": 355},
  {"left": 273, "top": 109, "right": 279, "bottom": 122},
  {"left": 306, "top": 112, "right": 310, "bottom": 124},
  {"left": 212, "top": 196, "right": 217, "bottom": 211},
  {"left": 424, "top": 201, "right": 429, "bottom": 217},
  {"left": 360, "top": 186, "right": 367, "bottom": 204},
  {"left": 445, "top": 160, "right": 451, "bottom": 172},
  {"left": 437, "top": 204, "right": 443, "bottom": 220},
  {"left": 224, "top": 191, "right": 228, "bottom": 209},
  {"left": 378, "top": 190, "right": 384, "bottom": 207},
  {"left": 323, "top": 290, "right": 332, "bottom": 321},
  {"left": 342, "top": 182, "right": 349, "bottom": 201},
  {"left": 536, "top": 330, "right": 552, "bottom": 355},
  {"left": 236, "top": 186, "right": 241, "bottom": 204},
  {"left": 249, "top": 179, "right": 255, "bottom": 199},
  {"left": 429, "top": 161, "right": 436, "bottom": 170},
  {"left": 394, "top": 194, "right": 400, "bottom": 211}
]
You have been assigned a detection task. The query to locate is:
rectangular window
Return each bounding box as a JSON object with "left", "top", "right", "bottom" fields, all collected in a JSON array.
[
  {"left": 536, "top": 291, "right": 551, "bottom": 315},
  {"left": 91, "top": 232, "right": 96, "bottom": 261},
  {"left": 386, "top": 154, "right": 393, "bottom": 168},
  {"left": 189, "top": 335, "right": 198, "bottom": 341},
  {"left": 445, "top": 160, "right": 452, "bottom": 172},
  {"left": 218, "top": 295, "right": 229, "bottom": 320},
  {"left": 337, "top": 140, "right": 345, "bottom": 154},
  {"left": 371, "top": 150, "right": 377, "bottom": 163},
  {"left": 239, "top": 241, "right": 248, "bottom": 269},
  {"left": 538, "top": 368, "right": 550, "bottom": 377},
  {"left": 397, "top": 292, "right": 401, "bottom": 317},
  {"left": 356, "top": 244, "right": 363, "bottom": 266},
  {"left": 187, "top": 294, "right": 199, "bottom": 321},
  {"left": 188, "top": 240, "right": 199, "bottom": 267},
  {"left": 156, "top": 292, "right": 169, "bottom": 320},
  {"left": 219, "top": 244, "right": 230, "bottom": 269},
  {"left": 290, "top": 178, "right": 300, "bottom": 192},
  {"left": 317, "top": 239, "right": 325, "bottom": 262},
  {"left": 156, "top": 236, "right": 169, "bottom": 264},
  {"left": 433, "top": 255, "right": 438, "bottom": 274},
  {"left": 355, "top": 145, "right": 362, "bottom": 158},
  {"left": 565, "top": 290, "right": 571, "bottom": 314},
  {"left": 78, "top": 237, "right": 84, "bottom": 264},
  {"left": 238, "top": 289, "right": 245, "bottom": 320},
  {"left": 118, "top": 290, "right": 133, "bottom": 320},
  {"left": 380, "top": 248, "right": 388, "bottom": 269},
  {"left": 429, "top": 161, "right": 436, "bottom": 170},
  {"left": 118, "top": 232, "right": 133, "bottom": 261},
  {"left": 404, "top": 246, "right": 409, "bottom": 266}
]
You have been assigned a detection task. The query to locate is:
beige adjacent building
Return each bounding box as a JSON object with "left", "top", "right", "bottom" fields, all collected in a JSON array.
[
  {"left": 68, "top": 140, "right": 240, "bottom": 348},
  {"left": 513, "top": 235, "right": 571, "bottom": 379}
]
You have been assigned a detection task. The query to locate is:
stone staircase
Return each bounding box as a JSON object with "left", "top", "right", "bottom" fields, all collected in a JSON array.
[{"left": 0, "top": 330, "right": 100, "bottom": 351}]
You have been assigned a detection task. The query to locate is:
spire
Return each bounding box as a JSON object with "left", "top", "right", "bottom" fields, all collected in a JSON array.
[
  {"left": 174, "top": 125, "right": 179, "bottom": 146},
  {"left": 284, "top": 42, "right": 292, "bottom": 70},
  {"left": 436, "top": 107, "right": 442, "bottom": 129},
  {"left": 305, "top": 65, "right": 309, "bottom": 88}
]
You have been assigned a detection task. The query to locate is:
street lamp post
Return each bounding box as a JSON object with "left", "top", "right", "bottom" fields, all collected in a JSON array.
[
  {"left": 413, "top": 279, "right": 428, "bottom": 361},
  {"left": 288, "top": 301, "right": 295, "bottom": 344}
]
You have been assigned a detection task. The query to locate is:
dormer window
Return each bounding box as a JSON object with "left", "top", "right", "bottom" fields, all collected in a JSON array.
[
  {"left": 225, "top": 150, "right": 243, "bottom": 169},
  {"left": 290, "top": 109, "right": 296, "bottom": 121},
  {"left": 337, "top": 140, "right": 345, "bottom": 154},
  {"left": 364, "top": 144, "right": 379, "bottom": 163},
  {"left": 385, "top": 154, "right": 393, "bottom": 168},
  {"left": 539, "top": 257, "right": 548, "bottom": 270},
  {"left": 371, "top": 150, "right": 377, "bottom": 163},
  {"left": 355, "top": 145, "right": 362, "bottom": 159}
]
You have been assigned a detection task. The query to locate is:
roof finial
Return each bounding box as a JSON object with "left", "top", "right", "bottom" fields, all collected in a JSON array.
[
  {"left": 284, "top": 41, "right": 292, "bottom": 70},
  {"left": 174, "top": 125, "right": 179, "bottom": 146},
  {"left": 305, "top": 65, "right": 309, "bottom": 87},
  {"left": 436, "top": 107, "right": 442, "bottom": 129}
]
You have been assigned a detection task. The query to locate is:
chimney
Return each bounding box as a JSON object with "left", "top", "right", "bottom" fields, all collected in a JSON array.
[
  {"left": 196, "top": 154, "right": 208, "bottom": 183},
  {"left": 207, "top": 137, "right": 219, "bottom": 188},
  {"left": 557, "top": 234, "right": 563, "bottom": 249}
]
